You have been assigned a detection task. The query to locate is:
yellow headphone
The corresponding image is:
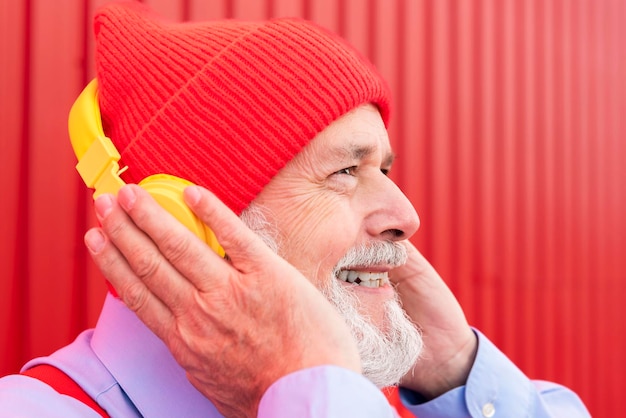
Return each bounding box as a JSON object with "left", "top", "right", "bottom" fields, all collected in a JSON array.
[{"left": 68, "top": 79, "right": 224, "bottom": 256}]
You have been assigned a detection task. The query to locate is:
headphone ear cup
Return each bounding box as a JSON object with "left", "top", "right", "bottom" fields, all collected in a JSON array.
[{"left": 138, "top": 174, "right": 224, "bottom": 256}]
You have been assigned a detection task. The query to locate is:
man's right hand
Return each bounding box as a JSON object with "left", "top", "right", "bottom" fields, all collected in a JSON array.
[{"left": 84, "top": 184, "right": 361, "bottom": 418}]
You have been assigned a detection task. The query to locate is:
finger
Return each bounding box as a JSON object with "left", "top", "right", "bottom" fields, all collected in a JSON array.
[
  {"left": 113, "top": 185, "right": 245, "bottom": 298},
  {"left": 183, "top": 185, "right": 278, "bottom": 274},
  {"left": 95, "top": 190, "right": 199, "bottom": 317},
  {"left": 389, "top": 241, "right": 437, "bottom": 284},
  {"left": 84, "top": 226, "right": 176, "bottom": 340}
]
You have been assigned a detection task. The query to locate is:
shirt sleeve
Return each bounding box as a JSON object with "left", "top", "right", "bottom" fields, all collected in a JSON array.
[
  {"left": 0, "top": 374, "right": 102, "bottom": 417},
  {"left": 258, "top": 365, "right": 398, "bottom": 418},
  {"left": 399, "top": 329, "right": 591, "bottom": 418}
]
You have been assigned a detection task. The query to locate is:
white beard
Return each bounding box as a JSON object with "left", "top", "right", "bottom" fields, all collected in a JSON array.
[
  {"left": 240, "top": 205, "right": 423, "bottom": 388},
  {"left": 322, "top": 243, "right": 423, "bottom": 388}
]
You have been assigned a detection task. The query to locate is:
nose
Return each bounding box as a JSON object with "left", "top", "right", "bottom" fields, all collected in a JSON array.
[{"left": 365, "top": 175, "right": 420, "bottom": 241}]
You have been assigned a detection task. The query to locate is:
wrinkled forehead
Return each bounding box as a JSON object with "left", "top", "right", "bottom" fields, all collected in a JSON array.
[{"left": 297, "top": 104, "right": 393, "bottom": 166}]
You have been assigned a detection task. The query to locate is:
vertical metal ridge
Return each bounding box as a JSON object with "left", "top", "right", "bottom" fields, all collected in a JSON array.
[
  {"left": 68, "top": 0, "right": 94, "bottom": 340},
  {"left": 13, "top": 0, "right": 33, "bottom": 370}
]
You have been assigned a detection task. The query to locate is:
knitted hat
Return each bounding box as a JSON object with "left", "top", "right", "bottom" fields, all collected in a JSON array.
[{"left": 94, "top": 2, "right": 391, "bottom": 214}]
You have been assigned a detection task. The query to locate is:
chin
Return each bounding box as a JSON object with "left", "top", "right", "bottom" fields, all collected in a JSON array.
[
  {"left": 322, "top": 277, "right": 423, "bottom": 388},
  {"left": 338, "top": 280, "right": 396, "bottom": 329}
]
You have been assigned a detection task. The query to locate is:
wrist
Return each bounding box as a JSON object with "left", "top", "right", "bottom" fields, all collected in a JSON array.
[{"left": 402, "top": 332, "right": 478, "bottom": 399}]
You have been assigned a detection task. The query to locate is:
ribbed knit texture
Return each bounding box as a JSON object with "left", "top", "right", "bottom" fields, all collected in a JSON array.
[{"left": 93, "top": 2, "right": 391, "bottom": 214}]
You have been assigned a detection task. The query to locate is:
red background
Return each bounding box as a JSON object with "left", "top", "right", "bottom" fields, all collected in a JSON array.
[{"left": 1, "top": 1, "right": 624, "bottom": 416}]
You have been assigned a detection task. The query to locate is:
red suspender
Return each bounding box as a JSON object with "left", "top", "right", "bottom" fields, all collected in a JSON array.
[
  {"left": 21, "top": 364, "right": 109, "bottom": 417},
  {"left": 383, "top": 386, "right": 416, "bottom": 418}
]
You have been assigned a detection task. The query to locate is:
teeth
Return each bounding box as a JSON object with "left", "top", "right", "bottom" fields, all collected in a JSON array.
[{"left": 336, "top": 270, "right": 389, "bottom": 288}]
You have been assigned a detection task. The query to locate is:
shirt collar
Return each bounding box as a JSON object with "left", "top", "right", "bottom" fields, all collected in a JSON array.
[{"left": 92, "top": 293, "right": 222, "bottom": 417}]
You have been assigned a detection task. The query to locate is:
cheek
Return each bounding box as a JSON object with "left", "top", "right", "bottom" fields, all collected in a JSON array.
[{"left": 273, "top": 195, "right": 358, "bottom": 284}]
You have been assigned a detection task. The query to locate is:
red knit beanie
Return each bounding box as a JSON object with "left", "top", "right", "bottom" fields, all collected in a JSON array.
[{"left": 93, "top": 2, "right": 391, "bottom": 214}]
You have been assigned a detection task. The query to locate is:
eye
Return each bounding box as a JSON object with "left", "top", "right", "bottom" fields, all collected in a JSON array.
[
  {"left": 381, "top": 167, "right": 390, "bottom": 176},
  {"left": 335, "top": 166, "right": 357, "bottom": 176}
]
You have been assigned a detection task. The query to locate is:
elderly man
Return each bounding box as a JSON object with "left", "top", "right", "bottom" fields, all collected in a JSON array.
[{"left": 0, "top": 2, "right": 589, "bottom": 417}]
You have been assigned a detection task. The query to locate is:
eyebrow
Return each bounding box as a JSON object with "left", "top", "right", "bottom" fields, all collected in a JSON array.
[{"left": 338, "top": 144, "right": 396, "bottom": 167}]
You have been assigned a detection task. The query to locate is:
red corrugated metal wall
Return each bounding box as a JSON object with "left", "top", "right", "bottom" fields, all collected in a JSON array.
[{"left": 1, "top": 0, "right": 623, "bottom": 415}]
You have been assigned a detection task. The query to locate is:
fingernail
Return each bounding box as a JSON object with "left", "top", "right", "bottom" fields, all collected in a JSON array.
[
  {"left": 118, "top": 186, "right": 137, "bottom": 211},
  {"left": 85, "top": 229, "right": 105, "bottom": 253},
  {"left": 94, "top": 194, "right": 114, "bottom": 219},
  {"left": 184, "top": 186, "right": 201, "bottom": 206}
]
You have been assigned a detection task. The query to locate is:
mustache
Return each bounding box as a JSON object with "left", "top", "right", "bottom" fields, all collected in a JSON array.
[{"left": 332, "top": 241, "right": 407, "bottom": 276}]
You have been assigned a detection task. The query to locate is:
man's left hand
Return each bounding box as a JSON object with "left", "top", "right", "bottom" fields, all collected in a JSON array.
[{"left": 390, "top": 241, "right": 477, "bottom": 399}]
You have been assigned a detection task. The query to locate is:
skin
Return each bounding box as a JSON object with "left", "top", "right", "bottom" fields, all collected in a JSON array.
[{"left": 85, "top": 104, "right": 477, "bottom": 417}]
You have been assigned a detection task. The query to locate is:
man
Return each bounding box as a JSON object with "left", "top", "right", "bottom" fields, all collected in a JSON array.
[{"left": 0, "top": 2, "right": 589, "bottom": 417}]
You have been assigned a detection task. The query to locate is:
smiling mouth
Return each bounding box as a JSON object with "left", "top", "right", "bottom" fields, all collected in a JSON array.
[{"left": 336, "top": 270, "right": 390, "bottom": 288}]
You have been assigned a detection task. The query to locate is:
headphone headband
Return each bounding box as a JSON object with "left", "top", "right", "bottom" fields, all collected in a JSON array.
[{"left": 69, "top": 79, "right": 125, "bottom": 198}]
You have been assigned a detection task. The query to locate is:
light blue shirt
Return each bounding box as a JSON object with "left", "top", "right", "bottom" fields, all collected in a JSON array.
[{"left": 0, "top": 294, "right": 589, "bottom": 417}]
